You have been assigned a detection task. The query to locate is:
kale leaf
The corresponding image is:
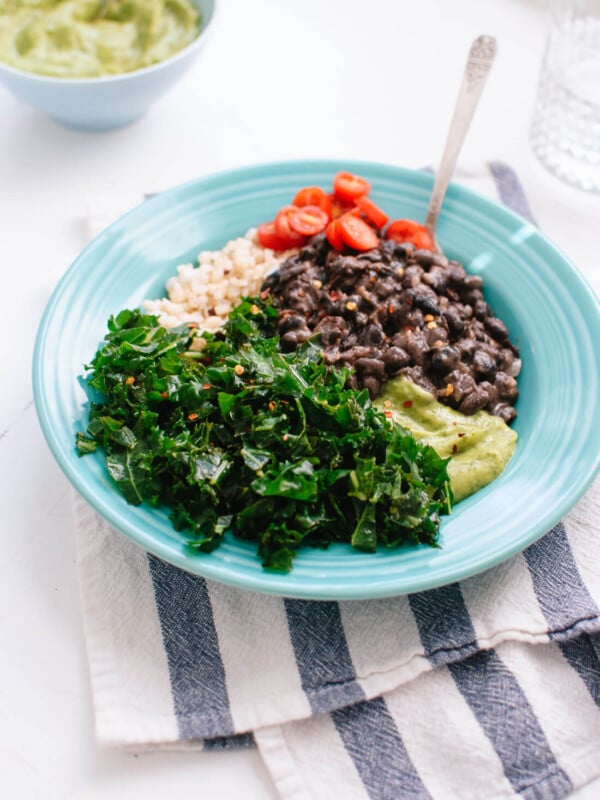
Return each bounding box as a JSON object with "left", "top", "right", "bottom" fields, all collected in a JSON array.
[{"left": 77, "top": 297, "right": 452, "bottom": 570}]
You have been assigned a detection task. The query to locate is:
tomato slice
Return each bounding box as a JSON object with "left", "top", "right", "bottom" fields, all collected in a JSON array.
[
  {"left": 355, "top": 196, "right": 389, "bottom": 229},
  {"left": 328, "top": 192, "right": 354, "bottom": 220},
  {"left": 292, "top": 187, "right": 333, "bottom": 219},
  {"left": 325, "top": 218, "right": 346, "bottom": 250},
  {"left": 257, "top": 221, "right": 300, "bottom": 251},
  {"left": 338, "top": 213, "right": 380, "bottom": 251},
  {"left": 274, "top": 205, "right": 308, "bottom": 247},
  {"left": 333, "top": 171, "right": 371, "bottom": 203},
  {"left": 386, "top": 219, "right": 435, "bottom": 251},
  {"left": 289, "top": 205, "right": 329, "bottom": 236}
]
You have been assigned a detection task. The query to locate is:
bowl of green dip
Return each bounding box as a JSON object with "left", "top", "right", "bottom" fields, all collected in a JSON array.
[{"left": 0, "top": 0, "right": 216, "bottom": 130}]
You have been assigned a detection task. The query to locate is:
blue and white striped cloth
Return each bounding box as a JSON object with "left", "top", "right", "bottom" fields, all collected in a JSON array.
[{"left": 77, "top": 165, "right": 600, "bottom": 800}]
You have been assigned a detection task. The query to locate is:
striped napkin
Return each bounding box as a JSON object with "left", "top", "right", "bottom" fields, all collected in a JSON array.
[{"left": 77, "top": 164, "right": 600, "bottom": 800}]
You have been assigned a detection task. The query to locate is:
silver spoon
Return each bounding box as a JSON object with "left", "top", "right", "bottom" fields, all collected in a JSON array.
[{"left": 425, "top": 35, "right": 497, "bottom": 253}]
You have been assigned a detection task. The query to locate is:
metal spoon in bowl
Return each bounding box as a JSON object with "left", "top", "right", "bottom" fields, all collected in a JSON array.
[{"left": 425, "top": 35, "right": 497, "bottom": 253}]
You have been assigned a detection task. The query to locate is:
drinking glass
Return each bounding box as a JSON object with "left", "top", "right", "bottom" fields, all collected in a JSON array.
[{"left": 530, "top": 0, "right": 600, "bottom": 193}]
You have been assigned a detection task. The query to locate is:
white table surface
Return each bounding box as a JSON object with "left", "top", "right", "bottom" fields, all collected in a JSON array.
[{"left": 1, "top": 1, "right": 599, "bottom": 798}]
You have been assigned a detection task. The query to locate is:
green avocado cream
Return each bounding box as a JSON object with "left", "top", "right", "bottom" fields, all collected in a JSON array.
[
  {"left": 375, "top": 377, "right": 517, "bottom": 502},
  {"left": 0, "top": 0, "right": 201, "bottom": 78}
]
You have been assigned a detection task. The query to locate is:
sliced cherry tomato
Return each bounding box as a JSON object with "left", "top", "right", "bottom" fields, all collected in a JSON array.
[
  {"left": 289, "top": 205, "right": 329, "bottom": 236},
  {"left": 328, "top": 192, "right": 354, "bottom": 220},
  {"left": 355, "top": 196, "right": 389, "bottom": 229},
  {"left": 257, "top": 221, "right": 301, "bottom": 251},
  {"left": 386, "top": 219, "right": 435, "bottom": 251},
  {"left": 333, "top": 171, "right": 371, "bottom": 203},
  {"left": 274, "top": 205, "right": 308, "bottom": 247},
  {"left": 338, "top": 213, "right": 380, "bottom": 251},
  {"left": 292, "top": 187, "right": 333, "bottom": 219},
  {"left": 325, "top": 218, "right": 346, "bottom": 250}
]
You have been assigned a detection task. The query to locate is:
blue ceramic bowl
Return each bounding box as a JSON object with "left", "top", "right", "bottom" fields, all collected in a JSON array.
[
  {"left": 0, "top": 0, "right": 216, "bottom": 131},
  {"left": 32, "top": 160, "right": 600, "bottom": 599}
]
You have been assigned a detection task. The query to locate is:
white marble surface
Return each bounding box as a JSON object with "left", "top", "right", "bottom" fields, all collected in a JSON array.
[{"left": 1, "top": 1, "right": 599, "bottom": 798}]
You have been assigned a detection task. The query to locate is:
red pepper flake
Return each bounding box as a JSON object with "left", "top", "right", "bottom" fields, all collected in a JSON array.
[
  {"left": 458, "top": 432, "right": 465, "bottom": 438},
  {"left": 187, "top": 322, "right": 199, "bottom": 329},
  {"left": 384, "top": 410, "right": 393, "bottom": 419},
  {"left": 161, "top": 391, "right": 168, "bottom": 398},
  {"left": 403, "top": 400, "right": 413, "bottom": 408},
  {"left": 188, "top": 413, "right": 199, "bottom": 421},
  {"left": 260, "top": 288, "right": 271, "bottom": 300},
  {"left": 125, "top": 376, "right": 135, "bottom": 385},
  {"left": 202, "top": 383, "right": 211, "bottom": 390},
  {"left": 452, "top": 443, "right": 458, "bottom": 454},
  {"left": 330, "top": 291, "right": 339, "bottom": 301},
  {"left": 282, "top": 434, "right": 289, "bottom": 442},
  {"left": 388, "top": 303, "right": 395, "bottom": 315}
]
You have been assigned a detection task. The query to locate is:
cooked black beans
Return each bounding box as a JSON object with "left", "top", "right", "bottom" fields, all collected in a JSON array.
[{"left": 263, "top": 235, "right": 521, "bottom": 422}]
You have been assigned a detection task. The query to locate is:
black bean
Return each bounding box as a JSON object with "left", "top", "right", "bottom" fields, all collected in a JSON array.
[
  {"left": 412, "top": 293, "right": 441, "bottom": 316},
  {"left": 280, "top": 329, "right": 311, "bottom": 350},
  {"left": 413, "top": 249, "right": 447, "bottom": 267},
  {"left": 472, "top": 350, "right": 496, "bottom": 378},
  {"left": 447, "top": 264, "right": 467, "bottom": 284},
  {"left": 492, "top": 403, "right": 518, "bottom": 424},
  {"left": 278, "top": 312, "right": 307, "bottom": 333},
  {"left": 360, "top": 323, "right": 384, "bottom": 347},
  {"left": 485, "top": 316, "right": 510, "bottom": 341},
  {"left": 473, "top": 299, "right": 490, "bottom": 320},
  {"left": 362, "top": 376, "right": 382, "bottom": 398},
  {"left": 355, "top": 358, "right": 386, "bottom": 379},
  {"left": 382, "top": 347, "right": 410, "bottom": 374},
  {"left": 430, "top": 345, "right": 460, "bottom": 374},
  {"left": 443, "top": 307, "right": 465, "bottom": 336},
  {"left": 459, "top": 387, "right": 489, "bottom": 415},
  {"left": 422, "top": 266, "right": 448, "bottom": 292},
  {"left": 464, "top": 275, "right": 483, "bottom": 290},
  {"left": 495, "top": 372, "right": 519, "bottom": 400},
  {"left": 457, "top": 338, "right": 476, "bottom": 362}
]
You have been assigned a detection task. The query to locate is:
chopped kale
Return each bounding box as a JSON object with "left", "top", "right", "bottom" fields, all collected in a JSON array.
[{"left": 78, "top": 297, "right": 452, "bottom": 570}]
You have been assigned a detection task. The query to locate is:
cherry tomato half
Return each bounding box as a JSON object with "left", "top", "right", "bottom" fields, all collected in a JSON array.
[
  {"left": 289, "top": 205, "right": 329, "bottom": 237},
  {"left": 292, "top": 187, "right": 333, "bottom": 219},
  {"left": 338, "top": 213, "right": 380, "bottom": 251},
  {"left": 333, "top": 171, "right": 371, "bottom": 203},
  {"left": 355, "top": 196, "right": 389, "bottom": 229},
  {"left": 274, "top": 205, "right": 308, "bottom": 247},
  {"left": 257, "top": 221, "right": 301, "bottom": 251},
  {"left": 325, "top": 218, "right": 346, "bottom": 250},
  {"left": 386, "top": 219, "right": 435, "bottom": 251},
  {"left": 328, "top": 193, "right": 354, "bottom": 220}
]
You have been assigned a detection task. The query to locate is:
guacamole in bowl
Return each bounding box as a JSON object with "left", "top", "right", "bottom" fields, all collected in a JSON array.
[{"left": 0, "top": 0, "right": 201, "bottom": 78}]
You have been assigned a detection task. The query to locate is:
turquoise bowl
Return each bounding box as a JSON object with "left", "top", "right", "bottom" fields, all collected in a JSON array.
[
  {"left": 0, "top": 0, "right": 216, "bottom": 131},
  {"left": 32, "top": 160, "right": 600, "bottom": 599}
]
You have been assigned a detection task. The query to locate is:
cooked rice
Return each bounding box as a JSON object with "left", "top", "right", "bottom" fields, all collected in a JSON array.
[{"left": 142, "top": 229, "right": 292, "bottom": 334}]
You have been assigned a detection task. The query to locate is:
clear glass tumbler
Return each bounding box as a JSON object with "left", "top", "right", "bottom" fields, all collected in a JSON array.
[{"left": 530, "top": 0, "right": 600, "bottom": 193}]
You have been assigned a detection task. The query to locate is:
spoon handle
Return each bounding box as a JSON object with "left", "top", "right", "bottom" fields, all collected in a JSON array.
[{"left": 425, "top": 35, "right": 497, "bottom": 240}]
